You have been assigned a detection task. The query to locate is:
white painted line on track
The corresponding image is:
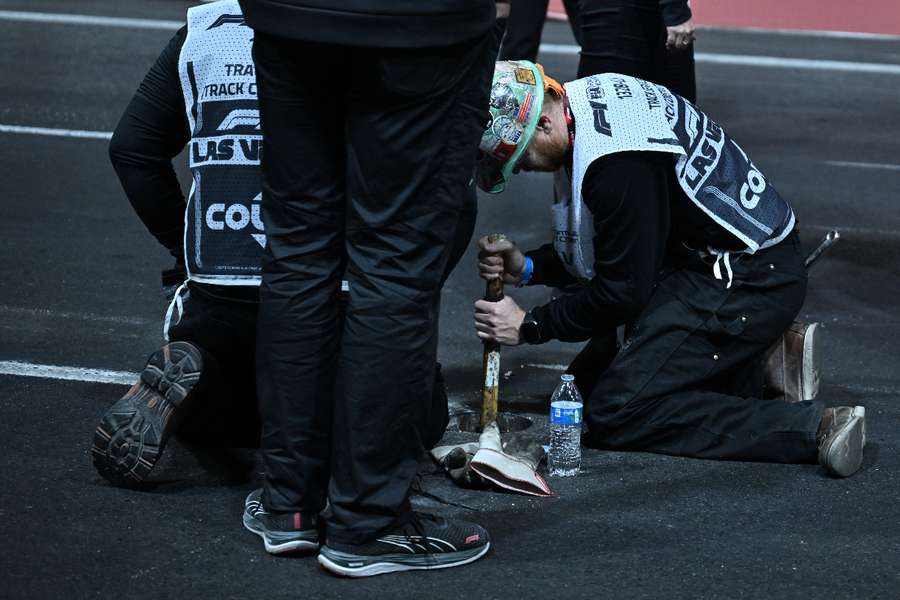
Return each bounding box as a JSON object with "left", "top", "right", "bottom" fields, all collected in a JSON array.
[
  {"left": 694, "top": 53, "right": 900, "bottom": 75},
  {"left": 824, "top": 160, "right": 900, "bottom": 172},
  {"left": 0, "top": 361, "right": 137, "bottom": 386},
  {"left": 539, "top": 45, "right": 900, "bottom": 75},
  {"left": 806, "top": 224, "right": 900, "bottom": 239},
  {"left": 0, "top": 124, "right": 111, "bottom": 140},
  {"left": 535, "top": 43, "right": 580, "bottom": 55},
  {"left": 0, "top": 305, "right": 150, "bottom": 326},
  {"left": 0, "top": 10, "right": 181, "bottom": 30},
  {"left": 696, "top": 25, "right": 900, "bottom": 42},
  {"left": 524, "top": 363, "right": 568, "bottom": 371}
]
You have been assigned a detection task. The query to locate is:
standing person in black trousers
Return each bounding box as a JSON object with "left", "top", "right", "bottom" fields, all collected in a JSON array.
[
  {"left": 660, "top": 0, "right": 697, "bottom": 103},
  {"left": 91, "top": 0, "right": 471, "bottom": 489},
  {"left": 578, "top": 0, "right": 696, "bottom": 102},
  {"left": 238, "top": 0, "right": 496, "bottom": 578},
  {"left": 499, "top": 0, "right": 582, "bottom": 62},
  {"left": 498, "top": 0, "right": 697, "bottom": 103}
]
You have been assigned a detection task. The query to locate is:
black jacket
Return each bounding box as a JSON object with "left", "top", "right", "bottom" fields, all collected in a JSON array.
[
  {"left": 659, "top": 0, "right": 691, "bottom": 27},
  {"left": 238, "top": 0, "right": 495, "bottom": 47},
  {"left": 525, "top": 152, "right": 741, "bottom": 344}
]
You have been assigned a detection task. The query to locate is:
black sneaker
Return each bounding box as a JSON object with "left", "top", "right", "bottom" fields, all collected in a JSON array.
[
  {"left": 91, "top": 342, "right": 203, "bottom": 487},
  {"left": 318, "top": 512, "right": 490, "bottom": 577},
  {"left": 242, "top": 489, "right": 319, "bottom": 554}
]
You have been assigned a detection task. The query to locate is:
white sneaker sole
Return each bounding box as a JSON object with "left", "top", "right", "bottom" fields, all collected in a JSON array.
[
  {"left": 821, "top": 406, "right": 866, "bottom": 478},
  {"left": 242, "top": 512, "right": 319, "bottom": 555},
  {"left": 317, "top": 542, "right": 491, "bottom": 578},
  {"left": 801, "top": 322, "right": 820, "bottom": 401}
]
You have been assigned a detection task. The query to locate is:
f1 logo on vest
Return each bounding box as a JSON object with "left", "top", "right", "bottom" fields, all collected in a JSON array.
[
  {"left": 190, "top": 110, "right": 262, "bottom": 164},
  {"left": 207, "top": 14, "right": 247, "bottom": 30},
  {"left": 205, "top": 193, "right": 266, "bottom": 248},
  {"left": 218, "top": 109, "right": 260, "bottom": 131}
]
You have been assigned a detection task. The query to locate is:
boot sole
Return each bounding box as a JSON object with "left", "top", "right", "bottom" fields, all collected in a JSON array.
[
  {"left": 317, "top": 543, "right": 490, "bottom": 578},
  {"left": 801, "top": 322, "right": 820, "bottom": 401},
  {"left": 91, "top": 342, "right": 202, "bottom": 487},
  {"left": 820, "top": 406, "right": 866, "bottom": 478}
]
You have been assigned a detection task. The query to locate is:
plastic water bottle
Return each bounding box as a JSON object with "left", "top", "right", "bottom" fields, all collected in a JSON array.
[{"left": 549, "top": 374, "right": 583, "bottom": 476}]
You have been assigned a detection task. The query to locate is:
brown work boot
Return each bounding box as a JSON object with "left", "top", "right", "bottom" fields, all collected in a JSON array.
[
  {"left": 764, "top": 321, "right": 820, "bottom": 402},
  {"left": 817, "top": 406, "right": 866, "bottom": 477},
  {"left": 91, "top": 341, "right": 204, "bottom": 487}
]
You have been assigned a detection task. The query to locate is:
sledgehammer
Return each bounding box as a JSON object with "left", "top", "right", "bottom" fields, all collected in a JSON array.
[{"left": 481, "top": 233, "right": 505, "bottom": 428}]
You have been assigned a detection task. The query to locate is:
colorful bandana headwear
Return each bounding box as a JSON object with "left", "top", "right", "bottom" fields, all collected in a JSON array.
[{"left": 477, "top": 60, "right": 545, "bottom": 194}]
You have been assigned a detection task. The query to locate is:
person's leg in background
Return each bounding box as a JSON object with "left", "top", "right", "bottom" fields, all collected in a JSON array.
[
  {"left": 325, "top": 33, "right": 494, "bottom": 546},
  {"left": 563, "top": 0, "right": 584, "bottom": 46},
  {"left": 663, "top": 43, "right": 696, "bottom": 103},
  {"left": 499, "top": 0, "right": 550, "bottom": 62},
  {"left": 498, "top": 0, "right": 582, "bottom": 62},
  {"left": 171, "top": 285, "right": 261, "bottom": 450},
  {"left": 660, "top": 0, "right": 697, "bottom": 102},
  {"left": 577, "top": 0, "right": 666, "bottom": 81},
  {"left": 252, "top": 33, "right": 348, "bottom": 520},
  {"left": 165, "top": 285, "right": 260, "bottom": 482}
]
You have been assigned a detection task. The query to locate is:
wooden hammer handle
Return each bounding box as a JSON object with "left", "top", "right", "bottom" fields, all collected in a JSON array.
[{"left": 481, "top": 234, "right": 506, "bottom": 426}]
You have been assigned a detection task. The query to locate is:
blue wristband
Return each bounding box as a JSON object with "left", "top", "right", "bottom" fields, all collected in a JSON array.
[{"left": 517, "top": 256, "right": 534, "bottom": 288}]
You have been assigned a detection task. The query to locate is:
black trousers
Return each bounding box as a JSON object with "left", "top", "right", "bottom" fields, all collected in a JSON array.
[
  {"left": 577, "top": 0, "right": 696, "bottom": 103},
  {"left": 576, "top": 233, "right": 824, "bottom": 463},
  {"left": 252, "top": 32, "right": 493, "bottom": 544},
  {"left": 161, "top": 175, "right": 477, "bottom": 449},
  {"left": 166, "top": 284, "right": 261, "bottom": 448},
  {"left": 498, "top": 0, "right": 582, "bottom": 62}
]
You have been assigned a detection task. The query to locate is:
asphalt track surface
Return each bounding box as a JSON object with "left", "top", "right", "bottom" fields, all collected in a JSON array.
[{"left": 1, "top": 2, "right": 899, "bottom": 598}]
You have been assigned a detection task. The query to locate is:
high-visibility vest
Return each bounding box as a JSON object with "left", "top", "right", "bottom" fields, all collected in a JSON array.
[
  {"left": 554, "top": 73, "right": 795, "bottom": 281},
  {"left": 178, "top": 0, "right": 263, "bottom": 286}
]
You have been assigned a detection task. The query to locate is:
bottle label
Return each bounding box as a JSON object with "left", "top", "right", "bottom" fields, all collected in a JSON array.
[{"left": 550, "top": 401, "right": 582, "bottom": 425}]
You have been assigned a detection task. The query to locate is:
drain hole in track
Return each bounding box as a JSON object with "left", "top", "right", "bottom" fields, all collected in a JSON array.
[{"left": 453, "top": 412, "right": 533, "bottom": 433}]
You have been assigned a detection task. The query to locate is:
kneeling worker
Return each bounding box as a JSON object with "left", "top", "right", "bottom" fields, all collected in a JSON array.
[{"left": 474, "top": 61, "right": 866, "bottom": 477}]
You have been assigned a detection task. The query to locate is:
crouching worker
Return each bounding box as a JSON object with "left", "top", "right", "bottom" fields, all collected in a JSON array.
[
  {"left": 473, "top": 61, "right": 866, "bottom": 477},
  {"left": 92, "top": 0, "right": 464, "bottom": 486}
]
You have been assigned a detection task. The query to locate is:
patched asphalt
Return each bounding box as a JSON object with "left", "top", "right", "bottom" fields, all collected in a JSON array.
[{"left": 1, "top": 3, "right": 899, "bottom": 598}]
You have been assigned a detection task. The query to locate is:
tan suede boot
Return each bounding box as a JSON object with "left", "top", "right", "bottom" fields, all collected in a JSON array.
[{"left": 764, "top": 321, "right": 820, "bottom": 402}]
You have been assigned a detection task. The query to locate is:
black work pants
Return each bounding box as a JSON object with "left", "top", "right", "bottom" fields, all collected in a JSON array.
[
  {"left": 252, "top": 32, "right": 493, "bottom": 544},
  {"left": 577, "top": 232, "right": 824, "bottom": 463},
  {"left": 577, "top": 0, "right": 696, "bottom": 103},
  {"left": 163, "top": 255, "right": 477, "bottom": 451},
  {"left": 166, "top": 284, "right": 261, "bottom": 448},
  {"left": 498, "top": 0, "right": 582, "bottom": 62}
]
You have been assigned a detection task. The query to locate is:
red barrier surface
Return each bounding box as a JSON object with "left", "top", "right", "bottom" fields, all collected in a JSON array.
[{"left": 547, "top": 0, "right": 900, "bottom": 36}]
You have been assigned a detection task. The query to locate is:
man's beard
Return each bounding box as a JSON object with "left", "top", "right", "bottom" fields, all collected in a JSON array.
[{"left": 531, "top": 134, "right": 568, "bottom": 172}]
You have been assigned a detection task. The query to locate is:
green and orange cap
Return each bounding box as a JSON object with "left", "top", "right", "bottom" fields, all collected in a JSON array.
[{"left": 476, "top": 60, "right": 564, "bottom": 193}]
